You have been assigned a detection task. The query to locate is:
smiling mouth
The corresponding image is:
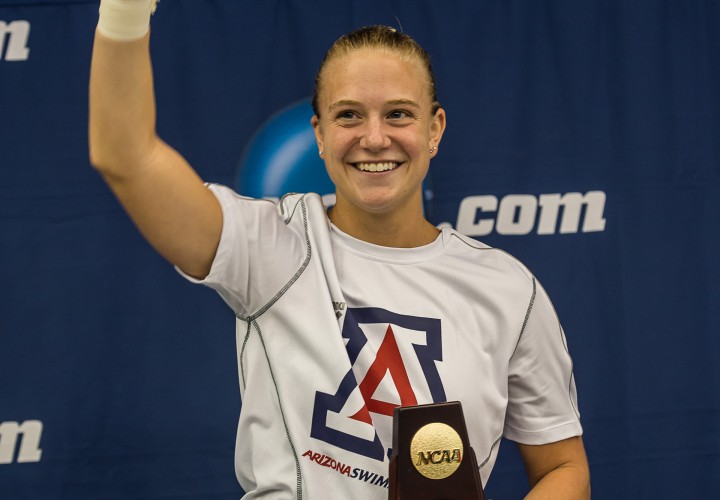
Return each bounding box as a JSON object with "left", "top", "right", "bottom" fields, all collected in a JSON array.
[{"left": 353, "top": 162, "right": 401, "bottom": 172}]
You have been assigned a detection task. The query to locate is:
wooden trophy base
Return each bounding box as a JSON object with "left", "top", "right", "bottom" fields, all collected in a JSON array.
[{"left": 388, "top": 402, "right": 485, "bottom": 500}]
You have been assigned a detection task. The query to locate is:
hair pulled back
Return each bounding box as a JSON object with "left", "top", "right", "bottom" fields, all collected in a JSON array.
[{"left": 311, "top": 25, "right": 439, "bottom": 117}]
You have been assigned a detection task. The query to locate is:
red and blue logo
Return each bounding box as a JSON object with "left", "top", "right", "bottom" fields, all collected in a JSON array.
[{"left": 311, "top": 307, "right": 446, "bottom": 461}]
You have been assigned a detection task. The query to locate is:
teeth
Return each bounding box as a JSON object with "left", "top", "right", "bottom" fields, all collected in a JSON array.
[{"left": 355, "top": 162, "right": 399, "bottom": 172}]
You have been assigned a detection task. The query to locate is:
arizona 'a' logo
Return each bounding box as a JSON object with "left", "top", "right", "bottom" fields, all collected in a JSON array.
[{"left": 311, "top": 307, "right": 446, "bottom": 461}]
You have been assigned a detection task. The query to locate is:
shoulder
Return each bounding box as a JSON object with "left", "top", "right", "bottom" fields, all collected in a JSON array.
[
  {"left": 206, "top": 186, "right": 327, "bottom": 226},
  {"left": 441, "top": 227, "right": 534, "bottom": 283},
  {"left": 205, "top": 183, "right": 278, "bottom": 213}
]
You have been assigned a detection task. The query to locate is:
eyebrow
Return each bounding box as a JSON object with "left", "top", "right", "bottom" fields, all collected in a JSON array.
[
  {"left": 328, "top": 100, "right": 361, "bottom": 113},
  {"left": 387, "top": 99, "right": 421, "bottom": 109},
  {"left": 327, "top": 98, "right": 422, "bottom": 113}
]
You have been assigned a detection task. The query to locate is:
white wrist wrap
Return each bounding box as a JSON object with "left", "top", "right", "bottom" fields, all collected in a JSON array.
[{"left": 97, "top": 0, "right": 159, "bottom": 42}]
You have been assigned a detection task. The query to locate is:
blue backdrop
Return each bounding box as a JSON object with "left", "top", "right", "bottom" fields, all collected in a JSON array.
[{"left": 1, "top": 0, "right": 718, "bottom": 498}]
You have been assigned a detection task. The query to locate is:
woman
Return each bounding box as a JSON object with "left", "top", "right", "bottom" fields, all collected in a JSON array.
[{"left": 89, "top": 1, "right": 590, "bottom": 498}]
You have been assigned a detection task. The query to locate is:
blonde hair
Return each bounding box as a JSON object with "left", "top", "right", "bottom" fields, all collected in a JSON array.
[{"left": 311, "top": 25, "right": 439, "bottom": 117}]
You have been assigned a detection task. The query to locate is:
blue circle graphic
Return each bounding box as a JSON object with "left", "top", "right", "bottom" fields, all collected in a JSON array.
[{"left": 235, "top": 98, "right": 334, "bottom": 199}]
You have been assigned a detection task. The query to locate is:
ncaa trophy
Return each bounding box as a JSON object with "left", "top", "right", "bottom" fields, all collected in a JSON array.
[{"left": 388, "top": 402, "right": 486, "bottom": 499}]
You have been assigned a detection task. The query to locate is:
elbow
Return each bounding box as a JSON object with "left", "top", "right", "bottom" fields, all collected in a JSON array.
[
  {"left": 88, "top": 126, "right": 158, "bottom": 181},
  {"left": 88, "top": 124, "right": 121, "bottom": 177},
  {"left": 88, "top": 142, "right": 124, "bottom": 182},
  {"left": 88, "top": 137, "right": 106, "bottom": 174}
]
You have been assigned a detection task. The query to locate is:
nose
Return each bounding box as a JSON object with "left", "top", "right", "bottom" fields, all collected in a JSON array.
[{"left": 359, "top": 116, "right": 391, "bottom": 152}]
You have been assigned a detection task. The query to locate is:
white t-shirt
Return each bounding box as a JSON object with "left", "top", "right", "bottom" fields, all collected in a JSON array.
[{"left": 181, "top": 185, "right": 582, "bottom": 499}]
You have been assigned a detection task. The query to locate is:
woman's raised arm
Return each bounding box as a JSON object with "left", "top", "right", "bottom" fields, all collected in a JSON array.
[{"left": 89, "top": 0, "right": 222, "bottom": 279}]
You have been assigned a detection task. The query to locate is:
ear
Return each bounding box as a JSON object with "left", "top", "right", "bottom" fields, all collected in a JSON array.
[
  {"left": 311, "top": 115, "right": 324, "bottom": 153},
  {"left": 429, "top": 106, "right": 447, "bottom": 148}
]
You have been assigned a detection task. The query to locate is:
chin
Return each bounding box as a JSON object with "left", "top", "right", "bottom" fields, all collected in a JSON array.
[
  {"left": 359, "top": 197, "right": 407, "bottom": 215},
  {"left": 339, "top": 186, "right": 417, "bottom": 215}
]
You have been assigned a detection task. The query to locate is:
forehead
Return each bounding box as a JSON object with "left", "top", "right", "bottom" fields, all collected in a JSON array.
[{"left": 319, "top": 48, "right": 431, "bottom": 107}]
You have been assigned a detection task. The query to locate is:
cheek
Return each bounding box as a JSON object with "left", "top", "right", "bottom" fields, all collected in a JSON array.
[
  {"left": 398, "top": 130, "right": 428, "bottom": 156},
  {"left": 325, "top": 132, "right": 355, "bottom": 158}
]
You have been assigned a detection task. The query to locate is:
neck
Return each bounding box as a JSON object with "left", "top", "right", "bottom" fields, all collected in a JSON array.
[{"left": 327, "top": 204, "right": 440, "bottom": 248}]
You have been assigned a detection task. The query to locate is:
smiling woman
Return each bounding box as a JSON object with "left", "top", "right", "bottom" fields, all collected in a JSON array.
[
  {"left": 88, "top": 5, "right": 588, "bottom": 498},
  {"left": 310, "top": 42, "right": 446, "bottom": 246}
]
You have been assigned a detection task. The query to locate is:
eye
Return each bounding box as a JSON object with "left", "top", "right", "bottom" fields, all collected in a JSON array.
[
  {"left": 387, "top": 109, "right": 414, "bottom": 121},
  {"left": 335, "top": 110, "right": 360, "bottom": 120}
]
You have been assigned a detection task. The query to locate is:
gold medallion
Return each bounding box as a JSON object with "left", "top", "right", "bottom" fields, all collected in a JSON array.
[{"left": 410, "top": 422, "right": 464, "bottom": 480}]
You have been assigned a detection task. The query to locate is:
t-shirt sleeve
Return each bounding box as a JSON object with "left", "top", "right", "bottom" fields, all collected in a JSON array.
[
  {"left": 176, "top": 184, "right": 307, "bottom": 316},
  {"left": 503, "top": 278, "right": 583, "bottom": 445}
]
